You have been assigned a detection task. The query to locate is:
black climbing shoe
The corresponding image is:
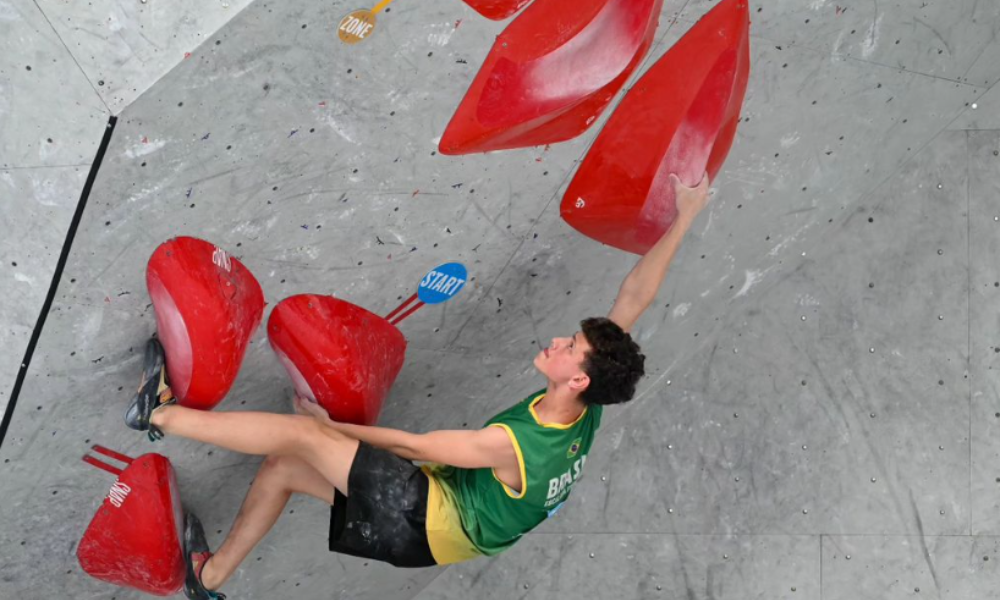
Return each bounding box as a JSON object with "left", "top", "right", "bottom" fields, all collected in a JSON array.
[
  {"left": 183, "top": 511, "right": 227, "bottom": 600},
  {"left": 123, "top": 337, "right": 176, "bottom": 442}
]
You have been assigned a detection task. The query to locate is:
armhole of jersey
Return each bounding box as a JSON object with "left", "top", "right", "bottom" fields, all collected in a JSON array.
[{"left": 488, "top": 423, "right": 527, "bottom": 500}]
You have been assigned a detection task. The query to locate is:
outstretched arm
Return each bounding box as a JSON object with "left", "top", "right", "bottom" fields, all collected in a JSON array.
[
  {"left": 294, "top": 397, "right": 515, "bottom": 469},
  {"left": 608, "top": 174, "right": 712, "bottom": 333}
]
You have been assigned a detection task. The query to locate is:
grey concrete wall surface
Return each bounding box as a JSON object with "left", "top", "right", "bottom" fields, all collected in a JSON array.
[
  {"left": 1, "top": 0, "right": 1000, "bottom": 599},
  {"left": 0, "top": 0, "right": 257, "bottom": 428}
]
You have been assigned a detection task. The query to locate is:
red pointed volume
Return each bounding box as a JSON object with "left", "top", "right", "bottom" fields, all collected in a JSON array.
[
  {"left": 561, "top": 0, "right": 751, "bottom": 254},
  {"left": 147, "top": 237, "right": 265, "bottom": 410},
  {"left": 77, "top": 453, "right": 184, "bottom": 595},
  {"left": 440, "top": 0, "right": 663, "bottom": 154},
  {"left": 267, "top": 295, "right": 407, "bottom": 426},
  {"left": 462, "top": 0, "right": 533, "bottom": 20}
]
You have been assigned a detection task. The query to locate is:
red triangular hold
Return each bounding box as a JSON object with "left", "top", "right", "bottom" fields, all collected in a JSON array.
[
  {"left": 440, "top": 0, "right": 663, "bottom": 154},
  {"left": 561, "top": 0, "right": 751, "bottom": 254},
  {"left": 77, "top": 451, "right": 184, "bottom": 596},
  {"left": 461, "top": 0, "right": 533, "bottom": 20},
  {"left": 267, "top": 295, "right": 407, "bottom": 426},
  {"left": 147, "top": 237, "right": 265, "bottom": 410}
]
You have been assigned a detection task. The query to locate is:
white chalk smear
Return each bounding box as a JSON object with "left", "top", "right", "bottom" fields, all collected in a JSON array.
[
  {"left": 124, "top": 138, "right": 166, "bottom": 158},
  {"left": 861, "top": 14, "right": 882, "bottom": 59},
  {"left": 31, "top": 174, "right": 73, "bottom": 208},
  {"left": 610, "top": 427, "right": 625, "bottom": 450},
  {"left": 427, "top": 23, "right": 455, "bottom": 46},
  {"left": 322, "top": 115, "right": 356, "bottom": 144},
  {"left": 780, "top": 133, "right": 801, "bottom": 148},
  {"left": 734, "top": 270, "right": 763, "bottom": 298},
  {"left": 797, "top": 293, "right": 821, "bottom": 307}
]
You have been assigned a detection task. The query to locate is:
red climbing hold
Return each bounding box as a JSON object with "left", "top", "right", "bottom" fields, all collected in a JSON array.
[
  {"left": 78, "top": 448, "right": 185, "bottom": 596},
  {"left": 267, "top": 294, "right": 407, "bottom": 425},
  {"left": 461, "top": 0, "right": 533, "bottom": 20},
  {"left": 561, "top": 0, "right": 751, "bottom": 254},
  {"left": 146, "top": 237, "right": 265, "bottom": 410},
  {"left": 440, "top": 0, "right": 663, "bottom": 154}
]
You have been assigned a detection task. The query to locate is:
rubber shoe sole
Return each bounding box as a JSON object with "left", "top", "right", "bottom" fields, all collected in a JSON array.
[
  {"left": 183, "top": 511, "right": 226, "bottom": 600},
  {"left": 123, "top": 338, "right": 175, "bottom": 441}
]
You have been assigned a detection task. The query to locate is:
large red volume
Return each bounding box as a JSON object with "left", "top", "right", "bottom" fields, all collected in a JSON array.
[
  {"left": 267, "top": 295, "right": 407, "bottom": 426},
  {"left": 561, "top": 0, "right": 751, "bottom": 254},
  {"left": 461, "top": 0, "right": 533, "bottom": 20},
  {"left": 147, "top": 237, "right": 265, "bottom": 410},
  {"left": 439, "top": 0, "right": 663, "bottom": 154},
  {"left": 77, "top": 454, "right": 184, "bottom": 595}
]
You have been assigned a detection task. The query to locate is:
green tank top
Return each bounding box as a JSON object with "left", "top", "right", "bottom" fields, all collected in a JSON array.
[{"left": 427, "top": 389, "right": 603, "bottom": 557}]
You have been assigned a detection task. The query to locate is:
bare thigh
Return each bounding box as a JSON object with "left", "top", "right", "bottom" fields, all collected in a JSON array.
[
  {"left": 288, "top": 419, "right": 360, "bottom": 498},
  {"left": 269, "top": 454, "right": 338, "bottom": 504}
]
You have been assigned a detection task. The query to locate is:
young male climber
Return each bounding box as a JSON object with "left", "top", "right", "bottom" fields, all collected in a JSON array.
[{"left": 124, "top": 173, "right": 712, "bottom": 600}]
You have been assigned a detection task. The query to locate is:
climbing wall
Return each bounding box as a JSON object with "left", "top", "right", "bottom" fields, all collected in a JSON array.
[{"left": 1, "top": 0, "right": 999, "bottom": 598}]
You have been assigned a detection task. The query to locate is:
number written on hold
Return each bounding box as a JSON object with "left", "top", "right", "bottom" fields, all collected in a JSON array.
[
  {"left": 107, "top": 480, "right": 132, "bottom": 508},
  {"left": 212, "top": 247, "right": 232, "bottom": 272}
]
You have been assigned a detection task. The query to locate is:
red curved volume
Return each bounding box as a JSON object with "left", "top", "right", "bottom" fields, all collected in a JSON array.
[
  {"left": 267, "top": 295, "right": 407, "bottom": 426},
  {"left": 147, "top": 237, "right": 265, "bottom": 410},
  {"left": 78, "top": 453, "right": 184, "bottom": 595},
  {"left": 561, "top": 0, "right": 751, "bottom": 254},
  {"left": 462, "top": 0, "right": 533, "bottom": 20},
  {"left": 440, "top": 0, "right": 663, "bottom": 154}
]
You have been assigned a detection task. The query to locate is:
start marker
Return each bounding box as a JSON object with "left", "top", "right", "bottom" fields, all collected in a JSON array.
[
  {"left": 418, "top": 262, "right": 468, "bottom": 305},
  {"left": 384, "top": 261, "right": 468, "bottom": 326}
]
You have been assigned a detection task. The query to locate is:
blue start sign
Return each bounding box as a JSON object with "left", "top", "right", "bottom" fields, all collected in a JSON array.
[{"left": 418, "top": 262, "right": 468, "bottom": 305}]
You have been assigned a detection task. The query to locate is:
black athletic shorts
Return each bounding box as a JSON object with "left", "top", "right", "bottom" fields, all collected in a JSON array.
[{"left": 329, "top": 442, "right": 437, "bottom": 567}]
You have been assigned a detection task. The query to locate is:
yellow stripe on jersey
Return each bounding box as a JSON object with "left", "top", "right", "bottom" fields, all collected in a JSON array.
[
  {"left": 487, "top": 423, "right": 527, "bottom": 499},
  {"left": 528, "top": 394, "right": 589, "bottom": 429},
  {"left": 422, "top": 465, "right": 482, "bottom": 564}
]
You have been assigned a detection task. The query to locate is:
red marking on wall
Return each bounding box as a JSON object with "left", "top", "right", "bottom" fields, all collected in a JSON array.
[{"left": 412, "top": 190, "right": 420, "bottom": 197}]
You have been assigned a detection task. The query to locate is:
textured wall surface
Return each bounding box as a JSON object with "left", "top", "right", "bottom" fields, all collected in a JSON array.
[
  {"left": 1, "top": 0, "right": 999, "bottom": 598},
  {"left": 0, "top": 0, "right": 253, "bottom": 429}
]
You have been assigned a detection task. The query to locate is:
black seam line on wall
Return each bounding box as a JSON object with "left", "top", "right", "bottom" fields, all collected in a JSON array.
[
  {"left": 966, "top": 130, "right": 972, "bottom": 536},
  {"left": 0, "top": 115, "right": 118, "bottom": 451}
]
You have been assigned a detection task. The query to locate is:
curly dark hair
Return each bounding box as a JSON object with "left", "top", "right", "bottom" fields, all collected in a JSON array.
[{"left": 578, "top": 317, "right": 646, "bottom": 406}]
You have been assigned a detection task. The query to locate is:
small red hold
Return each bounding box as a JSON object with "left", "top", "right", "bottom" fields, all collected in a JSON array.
[
  {"left": 535, "top": 157, "right": 543, "bottom": 162},
  {"left": 836, "top": 5, "right": 846, "bottom": 15},
  {"left": 319, "top": 101, "right": 327, "bottom": 107},
  {"left": 412, "top": 190, "right": 420, "bottom": 197},
  {"left": 141, "top": 136, "right": 149, "bottom": 144},
  {"left": 455, "top": 19, "right": 463, "bottom": 29},
  {"left": 104, "top": 296, "right": 111, "bottom": 304},
  {"left": 184, "top": 52, "right": 191, "bottom": 59}
]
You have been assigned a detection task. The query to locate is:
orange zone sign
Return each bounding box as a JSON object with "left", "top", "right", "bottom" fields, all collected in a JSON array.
[{"left": 338, "top": 9, "right": 377, "bottom": 44}]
